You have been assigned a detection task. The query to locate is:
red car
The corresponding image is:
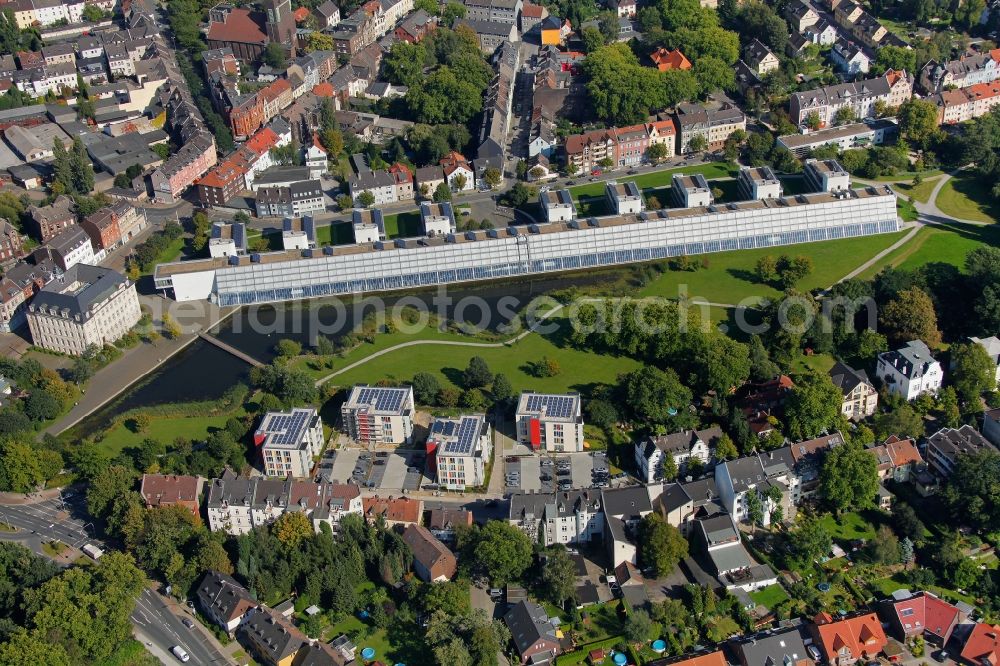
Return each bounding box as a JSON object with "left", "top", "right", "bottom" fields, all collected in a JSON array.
[{"left": 591, "top": 169, "right": 602, "bottom": 176}]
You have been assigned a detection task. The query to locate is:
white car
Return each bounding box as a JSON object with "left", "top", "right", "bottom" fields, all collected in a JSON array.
[{"left": 171, "top": 646, "right": 190, "bottom": 663}]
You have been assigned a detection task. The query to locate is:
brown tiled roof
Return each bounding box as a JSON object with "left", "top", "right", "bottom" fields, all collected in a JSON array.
[
  {"left": 207, "top": 9, "right": 267, "bottom": 45},
  {"left": 140, "top": 474, "right": 200, "bottom": 507}
]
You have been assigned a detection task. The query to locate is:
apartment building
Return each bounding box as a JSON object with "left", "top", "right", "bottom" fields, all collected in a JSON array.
[
  {"left": 455, "top": 17, "right": 519, "bottom": 54},
  {"left": 790, "top": 69, "right": 913, "bottom": 127},
  {"left": 0, "top": 220, "right": 24, "bottom": 265},
  {"left": 342, "top": 385, "right": 415, "bottom": 446},
  {"left": 919, "top": 49, "right": 1000, "bottom": 93},
  {"left": 829, "top": 361, "right": 878, "bottom": 419},
  {"left": 924, "top": 425, "right": 994, "bottom": 479},
  {"left": 776, "top": 119, "right": 898, "bottom": 157},
  {"left": 428, "top": 413, "right": 492, "bottom": 490},
  {"left": 253, "top": 407, "right": 324, "bottom": 478},
  {"left": 508, "top": 489, "right": 603, "bottom": 546},
  {"left": 28, "top": 196, "right": 75, "bottom": 243},
  {"left": 139, "top": 474, "right": 202, "bottom": 514},
  {"left": 209, "top": 223, "right": 247, "bottom": 258},
  {"left": 716, "top": 448, "right": 799, "bottom": 526},
  {"left": 635, "top": 426, "right": 723, "bottom": 483},
  {"left": 463, "top": 0, "right": 523, "bottom": 23},
  {"left": 420, "top": 202, "right": 456, "bottom": 236},
  {"left": 26, "top": 264, "right": 140, "bottom": 355},
  {"left": 348, "top": 165, "right": 414, "bottom": 206},
  {"left": 515, "top": 391, "right": 584, "bottom": 452},
  {"left": 932, "top": 81, "right": 1000, "bottom": 125},
  {"left": 0, "top": 259, "right": 53, "bottom": 333},
  {"left": 672, "top": 173, "right": 713, "bottom": 208},
  {"left": 738, "top": 166, "right": 783, "bottom": 200},
  {"left": 196, "top": 571, "right": 256, "bottom": 636},
  {"left": 676, "top": 102, "right": 746, "bottom": 154},
  {"left": 256, "top": 181, "right": 325, "bottom": 218},
  {"left": 876, "top": 340, "right": 943, "bottom": 401},
  {"left": 351, "top": 209, "right": 386, "bottom": 244},
  {"left": 205, "top": 469, "right": 363, "bottom": 535},
  {"left": 805, "top": 158, "right": 851, "bottom": 192},
  {"left": 540, "top": 189, "right": 576, "bottom": 222},
  {"left": 151, "top": 133, "right": 218, "bottom": 204},
  {"left": 605, "top": 181, "right": 644, "bottom": 214}
]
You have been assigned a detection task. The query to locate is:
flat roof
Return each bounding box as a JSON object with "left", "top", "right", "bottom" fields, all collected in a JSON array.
[{"left": 155, "top": 186, "right": 894, "bottom": 280}]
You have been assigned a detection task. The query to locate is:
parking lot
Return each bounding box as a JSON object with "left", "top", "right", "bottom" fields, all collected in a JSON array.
[
  {"left": 320, "top": 448, "right": 430, "bottom": 492},
  {"left": 504, "top": 452, "right": 616, "bottom": 494}
]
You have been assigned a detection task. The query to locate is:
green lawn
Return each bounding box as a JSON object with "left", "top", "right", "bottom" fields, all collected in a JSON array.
[
  {"left": 779, "top": 176, "right": 812, "bottom": 195},
  {"left": 897, "top": 198, "right": 918, "bottom": 222},
  {"left": 749, "top": 584, "right": 789, "bottom": 608},
  {"left": 315, "top": 222, "right": 356, "bottom": 246},
  {"left": 895, "top": 177, "right": 941, "bottom": 204},
  {"left": 935, "top": 173, "right": 1000, "bottom": 224},
  {"left": 141, "top": 236, "right": 185, "bottom": 276},
  {"left": 817, "top": 510, "right": 882, "bottom": 545},
  {"left": 382, "top": 211, "right": 422, "bottom": 238},
  {"left": 872, "top": 169, "right": 944, "bottom": 182},
  {"left": 324, "top": 614, "right": 394, "bottom": 661},
  {"left": 637, "top": 231, "right": 907, "bottom": 305},
  {"left": 567, "top": 161, "right": 738, "bottom": 201},
  {"left": 320, "top": 317, "right": 643, "bottom": 395},
  {"left": 790, "top": 352, "right": 836, "bottom": 375},
  {"left": 856, "top": 222, "right": 1000, "bottom": 279},
  {"left": 95, "top": 413, "right": 241, "bottom": 457},
  {"left": 868, "top": 572, "right": 976, "bottom": 607}
]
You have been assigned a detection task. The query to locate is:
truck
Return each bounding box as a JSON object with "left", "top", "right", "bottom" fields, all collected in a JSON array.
[{"left": 82, "top": 544, "right": 104, "bottom": 560}]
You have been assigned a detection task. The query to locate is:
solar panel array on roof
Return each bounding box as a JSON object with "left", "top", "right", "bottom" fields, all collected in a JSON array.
[
  {"left": 442, "top": 416, "right": 480, "bottom": 455},
  {"left": 355, "top": 387, "right": 407, "bottom": 412},
  {"left": 524, "top": 394, "right": 576, "bottom": 419},
  {"left": 233, "top": 223, "right": 246, "bottom": 250},
  {"left": 259, "top": 409, "right": 312, "bottom": 447}
]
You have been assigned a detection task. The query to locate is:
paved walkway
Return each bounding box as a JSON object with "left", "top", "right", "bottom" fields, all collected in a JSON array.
[{"left": 835, "top": 221, "right": 922, "bottom": 283}]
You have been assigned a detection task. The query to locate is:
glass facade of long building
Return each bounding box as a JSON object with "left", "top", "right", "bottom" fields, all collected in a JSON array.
[{"left": 155, "top": 189, "right": 899, "bottom": 304}]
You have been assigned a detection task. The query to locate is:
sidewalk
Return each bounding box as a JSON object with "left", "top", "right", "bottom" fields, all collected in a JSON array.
[{"left": 0, "top": 489, "right": 62, "bottom": 505}]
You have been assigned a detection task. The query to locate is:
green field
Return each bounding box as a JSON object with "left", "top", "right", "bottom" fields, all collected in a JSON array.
[
  {"left": 141, "top": 236, "right": 185, "bottom": 275},
  {"left": 383, "top": 211, "right": 422, "bottom": 238},
  {"left": 856, "top": 222, "right": 1000, "bottom": 279},
  {"left": 897, "top": 198, "right": 918, "bottom": 222},
  {"left": 320, "top": 317, "right": 643, "bottom": 393},
  {"left": 637, "top": 231, "right": 907, "bottom": 305},
  {"left": 749, "top": 584, "right": 789, "bottom": 608},
  {"left": 315, "top": 222, "right": 356, "bottom": 246},
  {"left": 935, "top": 173, "right": 1000, "bottom": 224},
  {"left": 895, "top": 176, "right": 940, "bottom": 204},
  {"left": 817, "top": 510, "right": 883, "bottom": 545},
  {"left": 95, "top": 413, "right": 240, "bottom": 456}
]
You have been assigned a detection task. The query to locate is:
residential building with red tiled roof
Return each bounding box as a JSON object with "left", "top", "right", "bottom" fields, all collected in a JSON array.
[
  {"left": 362, "top": 496, "right": 422, "bottom": 526},
  {"left": 197, "top": 160, "right": 248, "bottom": 208},
  {"left": 878, "top": 591, "right": 963, "bottom": 646},
  {"left": 245, "top": 127, "right": 280, "bottom": 157},
  {"left": 258, "top": 78, "right": 292, "bottom": 122},
  {"left": 140, "top": 474, "right": 203, "bottom": 515},
  {"left": 810, "top": 612, "right": 888, "bottom": 666},
  {"left": 313, "top": 82, "right": 335, "bottom": 97},
  {"left": 961, "top": 623, "right": 1000, "bottom": 666},
  {"left": 293, "top": 6, "right": 310, "bottom": 21},
  {"left": 650, "top": 47, "right": 692, "bottom": 71},
  {"left": 401, "top": 524, "right": 457, "bottom": 582}
]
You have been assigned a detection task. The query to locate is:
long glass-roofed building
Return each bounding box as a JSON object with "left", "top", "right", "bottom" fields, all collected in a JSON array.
[{"left": 155, "top": 185, "right": 899, "bottom": 304}]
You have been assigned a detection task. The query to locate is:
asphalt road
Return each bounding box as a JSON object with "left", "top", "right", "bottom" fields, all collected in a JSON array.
[{"left": 0, "top": 495, "right": 231, "bottom": 666}]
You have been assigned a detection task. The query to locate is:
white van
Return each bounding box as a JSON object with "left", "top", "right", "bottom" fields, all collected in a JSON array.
[{"left": 171, "top": 646, "right": 190, "bottom": 662}]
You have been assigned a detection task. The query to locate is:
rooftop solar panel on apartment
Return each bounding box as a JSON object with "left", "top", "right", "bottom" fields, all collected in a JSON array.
[
  {"left": 524, "top": 394, "right": 576, "bottom": 419},
  {"left": 355, "top": 387, "right": 407, "bottom": 412}
]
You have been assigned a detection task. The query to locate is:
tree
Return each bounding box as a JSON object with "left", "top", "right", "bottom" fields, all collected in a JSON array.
[
  {"left": 805, "top": 111, "right": 822, "bottom": 131},
  {"left": 70, "top": 137, "right": 95, "bottom": 194},
  {"left": 874, "top": 403, "right": 925, "bottom": 440},
  {"left": 637, "top": 513, "right": 688, "bottom": 577},
  {"left": 0, "top": 441, "right": 44, "bottom": 493},
  {"left": 441, "top": 1, "right": 466, "bottom": 25},
  {"left": 942, "top": 449, "right": 1000, "bottom": 533},
  {"left": 484, "top": 167, "right": 502, "bottom": 189},
  {"left": 274, "top": 511, "right": 313, "bottom": 548},
  {"left": 784, "top": 372, "right": 842, "bottom": 439},
  {"left": 868, "top": 525, "right": 901, "bottom": 564},
  {"left": 776, "top": 255, "right": 813, "bottom": 288},
  {"left": 275, "top": 338, "right": 302, "bottom": 358},
  {"left": 620, "top": 366, "right": 695, "bottom": 430},
  {"left": 755, "top": 255, "right": 778, "bottom": 283},
  {"left": 541, "top": 547, "right": 577, "bottom": 607},
  {"left": 789, "top": 514, "right": 832, "bottom": 566},
  {"left": 460, "top": 388, "right": 486, "bottom": 410},
  {"left": 463, "top": 356, "right": 493, "bottom": 389},
  {"left": 820, "top": 441, "right": 879, "bottom": 513},
  {"left": 433, "top": 181, "right": 452, "bottom": 202},
  {"left": 693, "top": 335, "right": 751, "bottom": 394},
  {"left": 412, "top": 372, "right": 441, "bottom": 404},
  {"left": 24, "top": 389, "right": 61, "bottom": 421},
  {"left": 693, "top": 55, "right": 735, "bottom": 95},
  {"left": 358, "top": 190, "right": 376, "bottom": 207},
  {"left": 86, "top": 465, "right": 137, "bottom": 518},
  {"left": 438, "top": 386, "right": 460, "bottom": 407},
  {"left": 879, "top": 287, "right": 942, "bottom": 347},
  {"left": 491, "top": 373, "right": 513, "bottom": 404},
  {"left": 162, "top": 314, "right": 182, "bottom": 340},
  {"left": 625, "top": 609, "right": 655, "bottom": 644},
  {"left": 305, "top": 31, "right": 334, "bottom": 52},
  {"left": 746, "top": 489, "right": 765, "bottom": 527},
  {"left": 875, "top": 45, "right": 917, "bottom": 76},
  {"left": 474, "top": 521, "right": 532, "bottom": 585},
  {"left": 950, "top": 342, "right": 996, "bottom": 405},
  {"left": 715, "top": 434, "right": 738, "bottom": 460},
  {"left": 898, "top": 98, "right": 940, "bottom": 146},
  {"left": 648, "top": 142, "right": 669, "bottom": 163},
  {"left": 688, "top": 134, "right": 708, "bottom": 153},
  {"left": 892, "top": 503, "right": 927, "bottom": 543},
  {"left": 749, "top": 335, "right": 781, "bottom": 381},
  {"left": 901, "top": 537, "right": 915, "bottom": 564},
  {"left": 263, "top": 43, "right": 287, "bottom": 68},
  {"left": 834, "top": 106, "right": 857, "bottom": 126}
]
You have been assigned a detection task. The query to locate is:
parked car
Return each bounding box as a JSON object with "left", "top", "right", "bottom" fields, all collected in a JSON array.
[
  {"left": 540, "top": 460, "right": 554, "bottom": 466},
  {"left": 376, "top": 451, "right": 389, "bottom": 458},
  {"left": 627, "top": 169, "right": 638, "bottom": 174},
  {"left": 566, "top": 180, "right": 576, "bottom": 186},
  {"left": 591, "top": 169, "right": 602, "bottom": 176},
  {"left": 374, "top": 460, "right": 386, "bottom": 466}
]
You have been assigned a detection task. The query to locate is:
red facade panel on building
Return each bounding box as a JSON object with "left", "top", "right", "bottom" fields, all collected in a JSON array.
[{"left": 529, "top": 418, "right": 541, "bottom": 449}]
